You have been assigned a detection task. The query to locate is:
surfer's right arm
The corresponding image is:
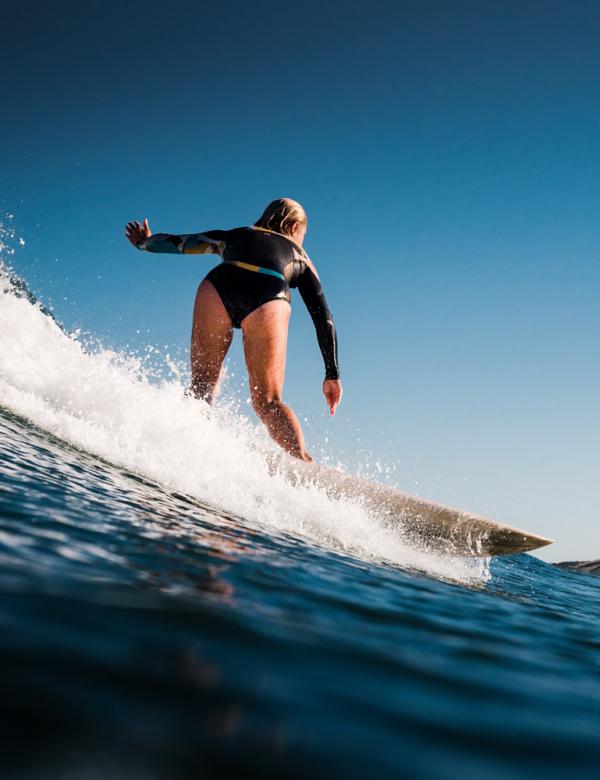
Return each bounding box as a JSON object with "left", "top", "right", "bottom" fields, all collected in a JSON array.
[{"left": 125, "top": 219, "right": 227, "bottom": 255}]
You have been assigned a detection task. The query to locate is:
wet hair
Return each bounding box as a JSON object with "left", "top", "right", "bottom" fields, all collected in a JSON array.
[{"left": 254, "top": 198, "right": 307, "bottom": 236}]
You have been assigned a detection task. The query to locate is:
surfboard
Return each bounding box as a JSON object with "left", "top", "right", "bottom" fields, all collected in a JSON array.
[{"left": 277, "top": 458, "right": 553, "bottom": 557}]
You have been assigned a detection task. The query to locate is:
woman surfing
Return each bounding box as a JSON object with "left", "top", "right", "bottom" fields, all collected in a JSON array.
[{"left": 125, "top": 198, "right": 342, "bottom": 462}]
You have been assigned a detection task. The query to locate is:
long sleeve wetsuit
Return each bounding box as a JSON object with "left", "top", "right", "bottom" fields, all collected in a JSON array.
[{"left": 138, "top": 225, "right": 340, "bottom": 380}]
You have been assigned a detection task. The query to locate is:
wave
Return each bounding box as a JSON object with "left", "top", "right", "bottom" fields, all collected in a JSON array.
[{"left": 0, "top": 223, "right": 488, "bottom": 585}]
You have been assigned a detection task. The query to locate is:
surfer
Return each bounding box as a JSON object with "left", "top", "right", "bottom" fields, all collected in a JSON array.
[{"left": 125, "top": 198, "right": 342, "bottom": 462}]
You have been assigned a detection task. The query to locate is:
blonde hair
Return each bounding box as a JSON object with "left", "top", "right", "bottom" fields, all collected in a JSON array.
[{"left": 254, "top": 198, "right": 307, "bottom": 236}]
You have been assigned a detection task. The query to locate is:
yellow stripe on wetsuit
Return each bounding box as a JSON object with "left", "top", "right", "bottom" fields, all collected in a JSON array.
[{"left": 225, "top": 260, "right": 286, "bottom": 282}]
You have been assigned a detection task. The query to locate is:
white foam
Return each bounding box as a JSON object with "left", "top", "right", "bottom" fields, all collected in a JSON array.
[{"left": 0, "top": 235, "right": 489, "bottom": 586}]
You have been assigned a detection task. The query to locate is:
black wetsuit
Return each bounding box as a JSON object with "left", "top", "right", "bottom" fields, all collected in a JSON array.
[{"left": 138, "top": 226, "right": 340, "bottom": 380}]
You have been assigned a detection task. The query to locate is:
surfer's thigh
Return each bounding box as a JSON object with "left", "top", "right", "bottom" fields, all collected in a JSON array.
[
  {"left": 191, "top": 279, "right": 233, "bottom": 377},
  {"left": 241, "top": 300, "right": 291, "bottom": 399}
]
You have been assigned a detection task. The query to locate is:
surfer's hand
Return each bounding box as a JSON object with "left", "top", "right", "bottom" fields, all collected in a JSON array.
[
  {"left": 125, "top": 219, "right": 151, "bottom": 247},
  {"left": 323, "top": 379, "right": 342, "bottom": 416}
]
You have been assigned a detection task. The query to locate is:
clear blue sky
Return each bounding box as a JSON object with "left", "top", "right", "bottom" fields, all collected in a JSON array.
[{"left": 2, "top": 0, "right": 599, "bottom": 560}]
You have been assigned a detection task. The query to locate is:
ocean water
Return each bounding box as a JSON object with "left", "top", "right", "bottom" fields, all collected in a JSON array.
[{"left": 1, "top": 254, "right": 600, "bottom": 779}]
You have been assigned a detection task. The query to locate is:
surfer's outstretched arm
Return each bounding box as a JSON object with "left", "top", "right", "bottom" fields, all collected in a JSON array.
[{"left": 125, "top": 219, "right": 228, "bottom": 255}]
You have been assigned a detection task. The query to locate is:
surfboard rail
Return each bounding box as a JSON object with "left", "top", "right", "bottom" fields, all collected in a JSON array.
[{"left": 275, "top": 458, "right": 553, "bottom": 558}]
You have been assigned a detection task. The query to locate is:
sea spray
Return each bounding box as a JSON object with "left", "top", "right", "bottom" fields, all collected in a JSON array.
[{"left": 0, "top": 219, "right": 488, "bottom": 584}]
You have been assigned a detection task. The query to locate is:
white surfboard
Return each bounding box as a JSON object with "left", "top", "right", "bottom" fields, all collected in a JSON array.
[{"left": 277, "top": 458, "right": 553, "bottom": 557}]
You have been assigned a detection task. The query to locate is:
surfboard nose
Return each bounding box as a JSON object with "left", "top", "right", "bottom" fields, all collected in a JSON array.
[{"left": 274, "top": 455, "right": 555, "bottom": 558}]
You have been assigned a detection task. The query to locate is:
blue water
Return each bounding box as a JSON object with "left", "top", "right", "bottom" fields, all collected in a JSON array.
[
  {"left": 1, "top": 253, "right": 600, "bottom": 778},
  {"left": 1, "top": 407, "right": 600, "bottom": 780}
]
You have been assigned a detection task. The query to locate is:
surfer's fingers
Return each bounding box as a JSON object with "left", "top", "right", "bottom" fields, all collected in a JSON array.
[
  {"left": 323, "top": 389, "right": 336, "bottom": 415},
  {"left": 125, "top": 223, "right": 143, "bottom": 245},
  {"left": 327, "top": 385, "right": 342, "bottom": 415}
]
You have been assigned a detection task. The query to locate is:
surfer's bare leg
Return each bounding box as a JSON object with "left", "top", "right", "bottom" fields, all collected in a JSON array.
[
  {"left": 190, "top": 280, "right": 233, "bottom": 403},
  {"left": 242, "top": 301, "right": 312, "bottom": 462}
]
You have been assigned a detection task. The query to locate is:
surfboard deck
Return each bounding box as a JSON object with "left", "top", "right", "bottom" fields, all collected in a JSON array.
[{"left": 276, "top": 458, "right": 553, "bottom": 557}]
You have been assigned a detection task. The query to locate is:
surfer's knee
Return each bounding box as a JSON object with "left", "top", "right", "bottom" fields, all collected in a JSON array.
[{"left": 250, "top": 388, "right": 284, "bottom": 418}]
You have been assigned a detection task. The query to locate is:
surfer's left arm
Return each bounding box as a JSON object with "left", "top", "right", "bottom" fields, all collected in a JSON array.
[
  {"left": 296, "top": 262, "right": 343, "bottom": 415},
  {"left": 125, "top": 220, "right": 227, "bottom": 255}
]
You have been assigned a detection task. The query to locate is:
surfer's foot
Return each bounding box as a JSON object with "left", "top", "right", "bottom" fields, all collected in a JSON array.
[
  {"left": 284, "top": 441, "right": 313, "bottom": 462},
  {"left": 186, "top": 378, "right": 215, "bottom": 403},
  {"left": 184, "top": 385, "right": 206, "bottom": 401}
]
